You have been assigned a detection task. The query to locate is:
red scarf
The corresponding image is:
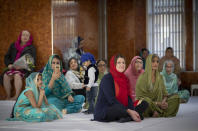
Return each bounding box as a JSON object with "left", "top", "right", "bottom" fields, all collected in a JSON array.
[{"left": 110, "top": 56, "right": 129, "bottom": 107}]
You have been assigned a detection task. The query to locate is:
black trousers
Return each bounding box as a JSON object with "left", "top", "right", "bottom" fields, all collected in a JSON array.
[{"left": 104, "top": 101, "right": 148, "bottom": 122}]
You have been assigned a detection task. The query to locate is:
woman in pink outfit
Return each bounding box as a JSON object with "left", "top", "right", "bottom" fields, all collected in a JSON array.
[{"left": 124, "top": 56, "right": 144, "bottom": 103}]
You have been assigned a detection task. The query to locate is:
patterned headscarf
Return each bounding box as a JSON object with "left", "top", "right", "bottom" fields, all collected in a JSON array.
[{"left": 42, "top": 55, "right": 73, "bottom": 99}]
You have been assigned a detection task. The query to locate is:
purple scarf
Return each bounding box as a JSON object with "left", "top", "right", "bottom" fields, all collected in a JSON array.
[{"left": 14, "top": 31, "right": 33, "bottom": 61}]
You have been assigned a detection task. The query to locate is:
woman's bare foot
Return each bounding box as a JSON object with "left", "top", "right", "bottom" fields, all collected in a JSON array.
[
  {"left": 152, "top": 111, "right": 159, "bottom": 117},
  {"left": 62, "top": 109, "right": 67, "bottom": 115}
]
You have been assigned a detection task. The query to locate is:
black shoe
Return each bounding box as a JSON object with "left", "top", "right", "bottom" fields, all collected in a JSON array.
[
  {"left": 118, "top": 117, "right": 132, "bottom": 123},
  {"left": 135, "top": 100, "right": 148, "bottom": 120}
]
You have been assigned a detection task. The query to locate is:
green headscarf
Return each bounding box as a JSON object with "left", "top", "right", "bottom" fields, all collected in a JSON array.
[
  {"left": 136, "top": 54, "right": 168, "bottom": 102},
  {"left": 160, "top": 60, "right": 178, "bottom": 95},
  {"left": 42, "top": 54, "right": 73, "bottom": 99}
]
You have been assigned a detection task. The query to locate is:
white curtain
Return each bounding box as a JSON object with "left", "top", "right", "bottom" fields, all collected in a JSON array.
[{"left": 147, "top": 0, "right": 185, "bottom": 69}]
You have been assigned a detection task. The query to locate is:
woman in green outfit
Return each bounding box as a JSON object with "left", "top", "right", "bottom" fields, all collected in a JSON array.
[
  {"left": 42, "top": 55, "right": 85, "bottom": 114},
  {"left": 160, "top": 60, "right": 190, "bottom": 103},
  {"left": 8, "top": 72, "right": 62, "bottom": 122},
  {"left": 136, "top": 54, "right": 180, "bottom": 117}
]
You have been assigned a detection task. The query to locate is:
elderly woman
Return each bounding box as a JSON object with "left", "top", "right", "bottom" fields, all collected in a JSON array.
[
  {"left": 94, "top": 54, "right": 148, "bottom": 122},
  {"left": 136, "top": 54, "right": 180, "bottom": 117},
  {"left": 3, "top": 30, "right": 36, "bottom": 100},
  {"left": 159, "top": 47, "right": 181, "bottom": 77},
  {"left": 125, "top": 56, "right": 144, "bottom": 102},
  {"left": 42, "top": 55, "right": 85, "bottom": 114},
  {"left": 160, "top": 60, "right": 190, "bottom": 103},
  {"left": 65, "top": 57, "right": 86, "bottom": 97},
  {"left": 8, "top": 72, "right": 62, "bottom": 122}
]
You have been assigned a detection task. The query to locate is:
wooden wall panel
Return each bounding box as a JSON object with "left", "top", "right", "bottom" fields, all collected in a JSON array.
[
  {"left": 0, "top": 0, "right": 51, "bottom": 99},
  {"left": 134, "top": 0, "right": 147, "bottom": 55},
  {"left": 107, "top": 0, "right": 146, "bottom": 66},
  {"left": 107, "top": 0, "right": 134, "bottom": 66},
  {"left": 0, "top": 0, "right": 52, "bottom": 72},
  {"left": 180, "top": 72, "right": 198, "bottom": 89},
  {"left": 185, "top": 0, "right": 193, "bottom": 71},
  {"left": 77, "top": 0, "right": 99, "bottom": 59}
]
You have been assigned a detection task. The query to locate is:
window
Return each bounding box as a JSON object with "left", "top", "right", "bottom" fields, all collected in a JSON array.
[
  {"left": 193, "top": 0, "right": 198, "bottom": 71},
  {"left": 147, "top": 0, "right": 185, "bottom": 69},
  {"left": 52, "top": 0, "right": 77, "bottom": 55}
]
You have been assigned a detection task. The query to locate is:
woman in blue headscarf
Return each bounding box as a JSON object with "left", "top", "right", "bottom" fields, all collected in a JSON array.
[
  {"left": 8, "top": 72, "right": 62, "bottom": 122},
  {"left": 42, "top": 54, "right": 85, "bottom": 114},
  {"left": 160, "top": 60, "right": 190, "bottom": 103}
]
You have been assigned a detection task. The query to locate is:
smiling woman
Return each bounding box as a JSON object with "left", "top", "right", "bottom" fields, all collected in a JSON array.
[
  {"left": 94, "top": 54, "right": 148, "bottom": 122},
  {"left": 65, "top": 57, "right": 86, "bottom": 97}
]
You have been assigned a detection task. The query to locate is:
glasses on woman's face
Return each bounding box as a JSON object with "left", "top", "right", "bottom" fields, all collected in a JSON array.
[
  {"left": 98, "top": 64, "right": 106, "bottom": 68},
  {"left": 166, "top": 66, "right": 172, "bottom": 68},
  {"left": 135, "top": 61, "right": 143, "bottom": 64}
]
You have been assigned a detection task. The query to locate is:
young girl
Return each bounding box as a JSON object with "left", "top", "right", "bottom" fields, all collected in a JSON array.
[{"left": 8, "top": 72, "right": 62, "bottom": 122}]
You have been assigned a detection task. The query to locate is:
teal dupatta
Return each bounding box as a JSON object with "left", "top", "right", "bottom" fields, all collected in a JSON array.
[
  {"left": 160, "top": 60, "right": 178, "bottom": 95},
  {"left": 42, "top": 55, "right": 73, "bottom": 99}
]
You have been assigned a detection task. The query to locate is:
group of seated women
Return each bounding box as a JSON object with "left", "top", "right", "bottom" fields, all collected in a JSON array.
[{"left": 2, "top": 31, "right": 190, "bottom": 123}]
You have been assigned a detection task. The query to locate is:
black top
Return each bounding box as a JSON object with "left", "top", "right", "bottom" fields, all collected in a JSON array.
[
  {"left": 4, "top": 43, "right": 36, "bottom": 77},
  {"left": 84, "top": 64, "right": 99, "bottom": 85},
  {"left": 94, "top": 73, "right": 134, "bottom": 121}
]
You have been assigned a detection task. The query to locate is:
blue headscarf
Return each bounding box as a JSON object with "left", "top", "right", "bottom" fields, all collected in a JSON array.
[{"left": 80, "top": 52, "right": 96, "bottom": 65}]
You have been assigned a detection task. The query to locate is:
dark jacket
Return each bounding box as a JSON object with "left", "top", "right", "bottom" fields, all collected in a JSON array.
[
  {"left": 84, "top": 64, "right": 99, "bottom": 85},
  {"left": 4, "top": 42, "right": 36, "bottom": 77},
  {"left": 94, "top": 73, "right": 134, "bottom": 121}
]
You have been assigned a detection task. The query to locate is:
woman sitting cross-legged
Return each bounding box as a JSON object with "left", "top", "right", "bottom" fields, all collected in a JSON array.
[
  {"left": 65, "top": 57, "right": 86, "bottom": 97},
  {"left": 124, "top": 56, "right": 144, "bottom": 103},
  {"left": 136, "top": 54, "right": 180, "bottom": 117},
  {"left": 160, "top": 60, "right": 190, "bottom": 103},
  {"left": 94, "top": 54, "right": 148, "bottom": 122},
  {"left": 42, "top": 54, "right": 85, "bottom": 114},
  {"left": 8, "top": 72, "right": 62, "bottom": 122}
]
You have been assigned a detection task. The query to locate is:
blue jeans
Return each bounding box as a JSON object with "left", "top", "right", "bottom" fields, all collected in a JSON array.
[{"left": 86, "top": 86, "right": 98, "bottom": 113}]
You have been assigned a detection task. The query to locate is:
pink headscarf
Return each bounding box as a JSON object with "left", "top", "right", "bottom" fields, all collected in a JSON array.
[
  {"left": 124, "top": 56, "right": 144, "bottom": 101},
  {"left": 14, "top": 30, "right": 33, "bottom": 61}
]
